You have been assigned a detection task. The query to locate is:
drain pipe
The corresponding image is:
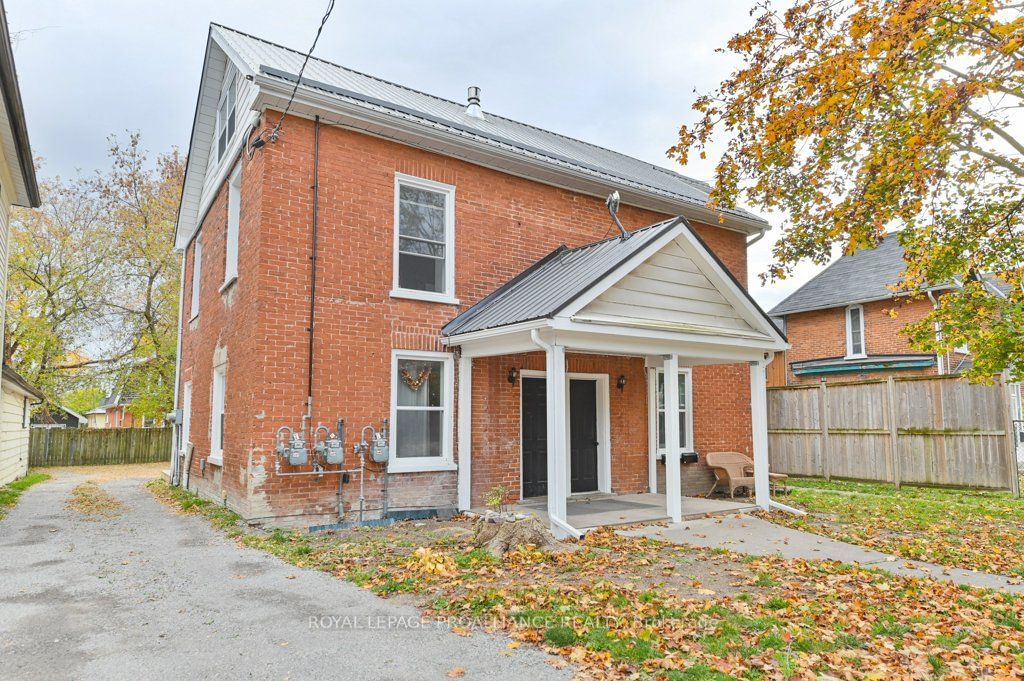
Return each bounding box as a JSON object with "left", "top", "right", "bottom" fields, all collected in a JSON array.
[
  {"left": 746, "top": 228, "right": 767, "bottom": 248},
  {"left": 169, "top": 244, "right": 187, "bottom": 486},
  {"left": 303, "top": 115, "right": 322, "bottom": 441},
  {"left": 529, "top": 329, "right": 584, "bottom": 539}
]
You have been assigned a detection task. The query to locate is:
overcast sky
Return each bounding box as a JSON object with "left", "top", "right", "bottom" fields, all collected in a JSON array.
[{"left": 6, "top": 0, "right": 824, "bottom": 309}]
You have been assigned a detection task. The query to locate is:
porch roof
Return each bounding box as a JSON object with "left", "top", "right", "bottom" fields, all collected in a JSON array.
[{"left": 442, "top": 217, "right": 788, "bottom": 361}]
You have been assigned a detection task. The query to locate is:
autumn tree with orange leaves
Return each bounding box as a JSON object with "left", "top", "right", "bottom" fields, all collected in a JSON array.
[{"left": 671, "top": 0, "right": 1023, "bottom": 381}]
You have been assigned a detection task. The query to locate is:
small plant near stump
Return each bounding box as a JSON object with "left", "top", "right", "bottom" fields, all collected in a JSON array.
[{"left": 485, "top": 484, "right": 509, "bottom": 514}]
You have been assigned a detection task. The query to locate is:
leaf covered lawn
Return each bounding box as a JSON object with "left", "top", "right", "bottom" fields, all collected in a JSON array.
[
  {"left": 150, "top": 480, "right": 1024, "bottom": 679},
  {"left": 763, "top": 478, "right": 1024, "bottom": 577}
]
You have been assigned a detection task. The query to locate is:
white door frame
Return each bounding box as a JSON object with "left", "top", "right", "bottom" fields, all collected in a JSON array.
[{"left": 519, "top": 369, "right": 612, "bottom": 500}]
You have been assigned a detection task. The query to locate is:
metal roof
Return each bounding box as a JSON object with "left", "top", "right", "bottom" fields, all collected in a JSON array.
[
  {"left": 443, "top": 219, "right": 678, "bottom": 336},
  {"left": 211, "top": 24, "right": 766, "bottom": 227},
  {"left": 770, "top": 234, "right": 1015, "bottom": 317}
]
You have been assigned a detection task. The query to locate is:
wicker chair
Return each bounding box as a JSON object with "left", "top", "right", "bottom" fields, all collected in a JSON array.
[{"left": 705, "top": 451, "right": 756, "bottom": 498}]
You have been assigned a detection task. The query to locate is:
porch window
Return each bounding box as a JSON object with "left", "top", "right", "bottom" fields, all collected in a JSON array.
[
  {"left": 846, "top": 304, "right": 865, "bottom": 358},
  {"left": 391, "top": 174, "right": 457, "bottom": 304},
  {"left": 655, "top": 368, "right": 693, "bottom": 453},
  {"left": 390, "top": 350, "right": 455, "bottom": 472}
]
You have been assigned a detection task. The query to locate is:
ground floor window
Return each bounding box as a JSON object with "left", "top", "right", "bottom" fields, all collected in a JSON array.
[
  {"left": 390, "top": 350, "right": 454, "bottom": 472},
  {"left": 653, "top": 367, "right": 693, "bottom": 453},
  {"left": 210, "top": 364, "right": 226, "bottom": 465}
]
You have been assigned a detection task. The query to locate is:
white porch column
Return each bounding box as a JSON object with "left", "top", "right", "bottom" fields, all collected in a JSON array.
[
  {"left": 457, "top": 355, "right": 473, "bottom": 511},
  {"left": 546, "top": 343, "right": 569, "bottom": 531},
  {"left": 663, "top": 354, "right": 682, "bottom": 523},
  {"left": 750, "top": 361, "right": 771, "bottom": 510}
]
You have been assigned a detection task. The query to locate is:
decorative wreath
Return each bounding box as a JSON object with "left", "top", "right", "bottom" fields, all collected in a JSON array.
[{"left": 401, "top": 365, "right": 432, "bottom": 390}]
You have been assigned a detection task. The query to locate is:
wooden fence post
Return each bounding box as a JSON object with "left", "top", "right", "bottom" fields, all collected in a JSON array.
[
  {"left": 887, "top": 376, "right": 901, "bottom": 489},
  {"left": 819, "top": 380, "right": 830, "bottom": 480},
  {"left": 1000, "top": 373, "right": 1021, "bottom": 498}
]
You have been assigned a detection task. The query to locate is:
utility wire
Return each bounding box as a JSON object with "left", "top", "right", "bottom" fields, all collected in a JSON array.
[{"left": 267, "top": 0, "right": 336, "bottom": 143}]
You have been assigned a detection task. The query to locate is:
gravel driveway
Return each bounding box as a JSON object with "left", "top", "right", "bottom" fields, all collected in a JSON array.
[{"left": 0, "top": 469, "right": 570, "bottom": 680}]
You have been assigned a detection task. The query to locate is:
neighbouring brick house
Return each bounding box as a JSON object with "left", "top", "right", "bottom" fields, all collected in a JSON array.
[
  {"left": 172, "top": 24, "right": 788, "bottom": 533},
  {"left": 766, "top": 233, "right": 1014, "bottom": 386}
]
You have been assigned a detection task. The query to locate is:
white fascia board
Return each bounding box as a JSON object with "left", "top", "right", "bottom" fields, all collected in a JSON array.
[
  {"left": 550, "top": 318, "right": 785, "bottom": 356},
  {"left": 249, "top": 78, "right": 769, "bottom": 237}
]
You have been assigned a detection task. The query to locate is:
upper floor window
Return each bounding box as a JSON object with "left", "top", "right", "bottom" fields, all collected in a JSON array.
[
  {"left": 654, "top": 368, "right": 693, "bottom": 453},
  {"left": 189, "top": 237, "right": 202, "bottom": 320},
  {"left": 224, "top": 165, "right": 241, "bottom": 286},
  {"left": 846, "top": 304, "right": 865, "bottom": 358},
  {"left": 391, "top": 174, "right": 457, "bottom": 304},
  {"left": 215, "top": 71, "right": 237, "bottom": 162}
]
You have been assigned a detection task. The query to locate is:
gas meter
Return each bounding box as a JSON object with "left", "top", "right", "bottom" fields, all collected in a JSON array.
[
  {"left": 276, "top": 427, "right": 308, "bottom": 466},
  {"left": 370, "top": 431, "right": 389, "bottom": 463}
]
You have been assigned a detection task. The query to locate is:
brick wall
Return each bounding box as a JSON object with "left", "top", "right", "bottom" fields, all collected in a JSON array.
[
  {"left": 178, "top": 112, "right": 755, "bottom": 526},
  {"left": 781, "top": 297, "right": 938, "bottom": 385}
]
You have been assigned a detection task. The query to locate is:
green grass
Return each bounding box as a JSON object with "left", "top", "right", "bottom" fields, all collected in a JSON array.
[{"left": 0, "top": 472, "right": 50, "bottom": 520}]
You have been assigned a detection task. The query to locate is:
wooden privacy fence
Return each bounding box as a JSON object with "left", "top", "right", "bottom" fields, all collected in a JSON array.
[
  {"left": 29, "top": 427, "right": 172, "bottom": 467},
  {"left": 768, "top": 375, "right": 1021, "bottom": 494}
]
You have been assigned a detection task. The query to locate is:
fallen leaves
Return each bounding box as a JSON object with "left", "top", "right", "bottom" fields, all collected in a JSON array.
[{"left": 66, "top": 481, "right": 125, "bottom": 519}]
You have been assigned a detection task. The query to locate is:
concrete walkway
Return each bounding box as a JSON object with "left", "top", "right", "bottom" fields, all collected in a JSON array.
[
  {"left": 623, "top": 514, "right": 1024, "bottom": 593},
  {"left": 0, "top": 469, "right": 570, "bottom": 681}
]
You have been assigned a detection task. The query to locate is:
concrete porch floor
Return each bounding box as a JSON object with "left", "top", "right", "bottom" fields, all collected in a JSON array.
[{"left": 500, "top": 493, "right": 757, "bottom": 530}]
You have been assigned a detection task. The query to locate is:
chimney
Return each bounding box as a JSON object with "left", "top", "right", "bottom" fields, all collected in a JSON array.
[{"left": 465, "top": 86, "right": 484, "bottom": 119}]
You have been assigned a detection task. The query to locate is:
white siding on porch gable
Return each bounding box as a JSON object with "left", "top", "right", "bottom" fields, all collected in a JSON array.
[{"left": 575, "top": 236, "right": 756, "bottom": 334}]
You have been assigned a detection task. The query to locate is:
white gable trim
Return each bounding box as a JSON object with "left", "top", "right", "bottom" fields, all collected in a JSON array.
[{"left": 557, "top": 219, "right": 786, "bottom": 346}]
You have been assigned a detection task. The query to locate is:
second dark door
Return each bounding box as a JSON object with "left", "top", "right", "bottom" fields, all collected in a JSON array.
[
  {"left": 569, "top": 379, "right": 599, "bottom": 493},
  {"left": 521, "top": 377, "right": 548, "bottom": 498}
]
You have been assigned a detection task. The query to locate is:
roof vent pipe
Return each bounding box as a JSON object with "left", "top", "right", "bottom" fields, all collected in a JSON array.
[
  {"left": 466, "top": 86, "right": 484, "bottom": 119},
  {"left": 605, "top": 191, "right": 628, "bottom": 238}
]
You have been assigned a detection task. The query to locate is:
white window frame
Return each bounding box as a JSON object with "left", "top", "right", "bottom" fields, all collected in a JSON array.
[
  {"left": 214, "top": 69, "right": 237, "bottom": 163},
  {"left": 209, "top": 364, "right": 226, "bottom": 466},
  {"left": 389, "top": 349, "right": 456, "bottom": 473},
  {"left": 390, "top": 173, "right": 458, "bottom": 305},
  {"left": 651, "top": 367, "right": 695, "bottom": 454},
  {"left": 189, "top": 237, "right": 202, "bottom": 321},
  {"left": 223, "top": 165, "right": 241, "bottom": 288},
  {"left": 845, "top": 304, "right": 866, "bottom": 358}
]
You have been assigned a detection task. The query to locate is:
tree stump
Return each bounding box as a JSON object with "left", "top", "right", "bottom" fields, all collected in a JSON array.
[{"left": 472, "top": 515, "right": 575, "bottom": 558}]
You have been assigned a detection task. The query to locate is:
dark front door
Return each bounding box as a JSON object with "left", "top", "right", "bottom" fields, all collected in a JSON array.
[
  {"left": 521, "top": 377, "right": 548, "bottom": 498},
  {"left": 569, "top": 379, "right": 599, "bottom": 493}
]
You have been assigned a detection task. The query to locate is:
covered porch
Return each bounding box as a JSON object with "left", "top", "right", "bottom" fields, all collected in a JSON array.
[
  {"left": 444, "top": 217, "right": 791, "bottom": 538},
  {"left": 506, "top": 493, "right": 757, "bottom": 530}
]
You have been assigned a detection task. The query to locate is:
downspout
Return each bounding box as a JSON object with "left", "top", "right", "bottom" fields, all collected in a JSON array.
[
  {"left": 303, "top": 115, "right": 322, "bottom": 441},
  {"left": 529, "top": 329, "right": 584, "bottom": 539},
  {"left": 745, "top": 228, "right": 767, "bottom": 248},
  {"left": 169, "top": 246, "right": 187, "bottom": 486},
  {"left": 926, "top": 291, "right": 944, "bottom": 374}
]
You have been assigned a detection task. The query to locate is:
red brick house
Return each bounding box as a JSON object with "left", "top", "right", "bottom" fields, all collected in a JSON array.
[
  {"left": 766, "top": 234, "right": 1012, "bottom": 386},
  {"left": 171, "top": 25, "right": 789, "bottom": 534}
]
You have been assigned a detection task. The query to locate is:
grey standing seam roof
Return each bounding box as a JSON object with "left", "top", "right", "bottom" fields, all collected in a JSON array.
[
  {"left": 443, "top": 219, "right": 679, "bottom": 336},
  {"left": 211, "top": 24, "right": 765, "bottom": 226}
]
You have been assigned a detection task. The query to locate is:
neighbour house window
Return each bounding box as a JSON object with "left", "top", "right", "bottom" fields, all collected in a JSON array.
[
  {"left": 655, "top": 368, "right": 693, "bottom": 453},
  {"left": 189, "top": 237, "right": 202, "bottom": 320},
  {"left": 846, "top": 304, "right": 866, "bottom": 357},
  {"left": 215, "top": 71, "right": 237, "bottom": 162},
  {"left": 390, "top": 350, "right": 454, "bottom": 471},
  {"left": 392, "top": 174, "right": 456, "bottom": 303},
  {"left": 210, "top": 364, "right": 226, "bottom": 464},
  {"left": 224, "top": 165, "right": 241, "bottom": 285}
]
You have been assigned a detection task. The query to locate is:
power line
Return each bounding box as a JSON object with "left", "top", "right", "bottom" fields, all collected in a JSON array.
[{"left": 259, "top": 0, "right": 336, "bottom": 146}]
